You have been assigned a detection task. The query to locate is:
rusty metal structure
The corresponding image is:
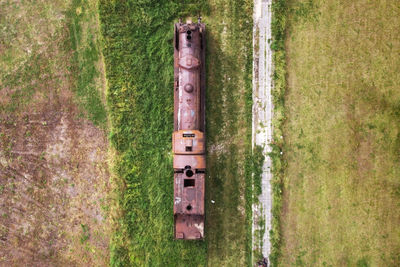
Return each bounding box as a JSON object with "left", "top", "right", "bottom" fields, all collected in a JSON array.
[{"left": 173, "top": 18, "right": 206, "bottom": 240}]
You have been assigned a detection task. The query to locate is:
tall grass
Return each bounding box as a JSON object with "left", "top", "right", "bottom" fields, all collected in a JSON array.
[
  {"left": 269, "top": 0, "right": 288, "bottom": 265},
  {"left": 99, "top": 1, "right": 208, "bottom": 266}
]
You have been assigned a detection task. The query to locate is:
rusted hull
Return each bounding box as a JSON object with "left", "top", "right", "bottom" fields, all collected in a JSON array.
[{"left": 173, "top": 21, "right": 206, "bottom": 240}]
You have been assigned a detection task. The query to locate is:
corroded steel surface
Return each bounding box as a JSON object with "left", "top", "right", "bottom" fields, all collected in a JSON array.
[
  {"left": 173, "top": 130, "right": 205, "bottom": 155},
  {"left": 173, "top": 20, "right": 206, "bottom": 240}
]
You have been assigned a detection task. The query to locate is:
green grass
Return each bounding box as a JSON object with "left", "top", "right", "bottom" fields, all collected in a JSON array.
[
  {"left": 67, "top": 0, "right": 107, "bottom": 127},
  {"left": 99, "top": 1, "right": 208, "bottom": 266},
  {"left": 279, "top": 0, "right": 400, "bottom": 265},
  {"left": 0, "top": 0, "right": 106, "bottom": 127},
  {"left": 99, "top": 0, "right": 255, "bottom": 266},
  {"left": 0, "top": 0, "right": 69, "bottom": 114},
  {"left": 269, "top": 0, "right": 288, "bottom": 265},
  {"left": 252, "top": 145, "right": 266, "bottom": 262},
  {"left": 204, "top": 0, "right": 253, "bottom": 266}
]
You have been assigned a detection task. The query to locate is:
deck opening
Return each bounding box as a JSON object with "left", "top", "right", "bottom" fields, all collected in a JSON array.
[
  {"left": 185, "top": 146, "right": 192, "bottom": 151},
  {"left": 184, "top": 179, "right": 195, "bottom": 187}
]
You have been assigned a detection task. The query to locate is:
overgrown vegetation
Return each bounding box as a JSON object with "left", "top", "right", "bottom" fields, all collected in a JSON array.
[
  {"left": 269, "top": 0, "right": 288, "bottom": 265},
  {"left": 280, "top": 0, "right": 400, "bottom": 265},
  {"left": 99, "top": 0, "right": 254, "bottom": 265},
  {"left": 99, "top": 1, "right": 208, "bottom": 266},
  {"left": 251, "top": 144, "right": 265, "bottom": 263},
  {"left": 253, "top": 145, "right": 265, "bottom": 199}
]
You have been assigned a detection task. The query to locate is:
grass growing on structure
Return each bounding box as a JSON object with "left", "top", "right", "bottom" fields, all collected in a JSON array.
[
  {"left": 253, "top": 145, "right": 265, "bottom": 198},
  {"left": 251, "top": 144, "right": 265, "bottom": 263},
  {"left": 280, "top": 0, "right": 400, "bottom": 265}
]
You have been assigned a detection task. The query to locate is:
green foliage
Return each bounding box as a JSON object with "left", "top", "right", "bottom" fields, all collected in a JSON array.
[
  {"left": 80, "top": 223, "right": 91, "bottom": 244},
  {"left": 251, "top": 145, "right": 265, "bottom": 262},
  {"left": 291, "top": 0, "right": 320, "bottom": 23},
  {"left": 270, "top": 0, "right": 288, "bottom": 265},
  {"left": 356, "top": 257, "right": 370, "bottom": 267},
  {"left": 253, "top": 145, "right": 265, "bottom": 198},
  {"left": 203, "top": 1, "right": 254, "bottom": 266},
  {"left": 100, "top": 0, "right": 256, "bottom": 265}
]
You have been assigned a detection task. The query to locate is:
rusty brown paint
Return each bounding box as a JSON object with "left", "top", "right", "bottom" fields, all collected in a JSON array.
[
  {"left": 173, "top": 130, "right": 205, "bottom": 155},
  {"left": 173, "top": 20, "right": 206, "bottom": 240}
]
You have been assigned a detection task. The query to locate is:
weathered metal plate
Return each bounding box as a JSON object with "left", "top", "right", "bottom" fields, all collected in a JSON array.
[
  {"left": 174, "top": 172, "right": 205, "bottom": 214},
  {"left": 173, "top": 130, "right": 205, "bottom": 155},
  {"left": 173, "top": 154, "right": 206, "bottom": 170},
  {"left": 175, "top": 214, "right": 204, "bottom": 240}
]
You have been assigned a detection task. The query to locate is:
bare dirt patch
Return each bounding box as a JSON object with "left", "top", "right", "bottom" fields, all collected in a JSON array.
[
  {"left": 0, "top": 1, "right": 110, "bottom": 266},
  {"left": 0, "top": 92, "right": 110, "bottom": 266}
]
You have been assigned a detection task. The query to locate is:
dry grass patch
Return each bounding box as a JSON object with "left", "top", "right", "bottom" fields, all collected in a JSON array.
[{"left": 280, "top": 0, "right": 400, "bottom": 266}]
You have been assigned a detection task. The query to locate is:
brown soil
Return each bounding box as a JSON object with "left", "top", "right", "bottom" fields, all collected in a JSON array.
[
  {"left": 0, "top": 76, "right": 110, "bottom": 266},
  {"left": 0, "top": 1, "right": 110, "bottom": 265}
]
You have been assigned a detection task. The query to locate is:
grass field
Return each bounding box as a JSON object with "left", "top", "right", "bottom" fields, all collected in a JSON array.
[
  {"left": 279, "top": 0, "right": 400, "bottom": 265},
  {"left": 1, "top": 0, "right": 259, "bottom": 265},
  {"left": 0, "top": 0, "right": 110, "bottom": 265},
  {"left": 205, "top": 0, "right": 253, "bottom": 265},
  {"left": 99, "top": 0, "right": 255, "bottom": 266},
  {"left": 4, "top": 0, "right": 399, "bottom": 266}
]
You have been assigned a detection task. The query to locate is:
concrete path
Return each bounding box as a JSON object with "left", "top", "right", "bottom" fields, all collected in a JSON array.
[{"left": 252, "top": 0, "right": 273, "bottom": 263}]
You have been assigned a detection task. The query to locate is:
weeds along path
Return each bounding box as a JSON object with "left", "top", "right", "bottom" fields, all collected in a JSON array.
[
  {"left": 252, "top": 0, "right": 273, "bottom": 261},
  {"left": 205, "top": 0, "right": 253, "bottom": 266}
]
